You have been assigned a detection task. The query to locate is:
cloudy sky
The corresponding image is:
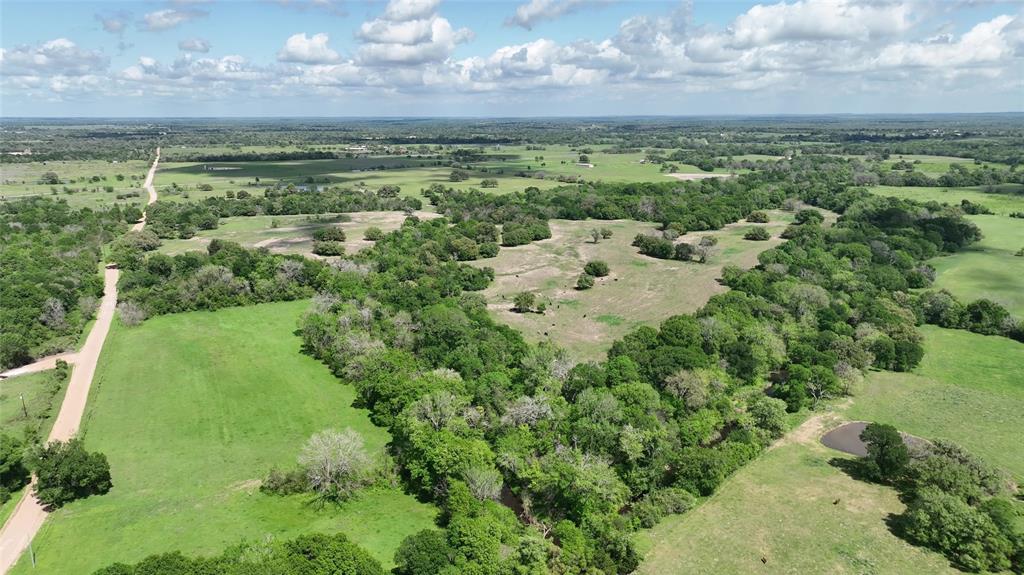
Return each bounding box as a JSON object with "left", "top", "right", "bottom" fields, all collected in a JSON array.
[{"left": 1, "top": 0, "right": 1022, "bottom": 116}]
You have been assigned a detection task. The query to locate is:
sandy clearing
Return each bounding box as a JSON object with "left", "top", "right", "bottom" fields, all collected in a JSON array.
[
  {"left": 665, "top": 172, "right": 735, "bottom": 181},
  {"left": 0, "top": 148, "right": 159, "bottom": 574}
]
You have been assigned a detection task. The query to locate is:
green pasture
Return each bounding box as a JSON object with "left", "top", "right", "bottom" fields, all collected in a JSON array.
[
  {"left": 929, "top": 215, "right": 1024, "bottom": 317},
  {"left": 879, "top": 154, "right": 1008, "bottom": 176},
  {"left": 868, "top": 184, "right": 1024, "bottom": 216},
  {"left": 10, "top": 300, "right": 437, "bottom": 574},
  {"left": 637, "top": 325, "right": 1024, "bottom": 574},
  {"left": 847, "top": 326, "right": 1024, "bottom": 479},
  {"left": 0, "top": 159, "right": 149, "bottom": 209},
  {"left": 152, "top": 145, "right": 721, "bottom": 202}
]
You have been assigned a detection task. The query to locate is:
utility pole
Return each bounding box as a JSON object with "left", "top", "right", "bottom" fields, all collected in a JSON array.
[{"left": 20, "top": 394, "right": 28, "bottom": 419}]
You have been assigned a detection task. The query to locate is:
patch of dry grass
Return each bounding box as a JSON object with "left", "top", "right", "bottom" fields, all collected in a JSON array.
[{"left": 473, "top": 211, "right": 802, "bottom": 361}]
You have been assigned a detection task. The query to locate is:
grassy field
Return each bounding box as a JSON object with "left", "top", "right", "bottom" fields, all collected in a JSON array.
[
  {"left": 472, "top": 210, "right": 807, "bottom": 361},
  {"left": 10, "top": 300, "right": 436, "bottom": 574},
  {"left": 158, "top": 210, "right": 440, "bottom": 257},
  {"left": 929, "top": 215, "right": 1024, "bottom": 317},
  {"left": 0, "top": 368, "right": 71, "bottom": 526},
  {"left": 846, "top": 326, "right": 1024, "bottom": 479},
  {"left": 0, "top": 368, "right": 70, "bottom": 441},
  {"left": 0, "top": 159, "right": 149, "bottom": 208},
  {"left": 637, "top": 325, "right": 1024, "bottom": 574},
  {"left": 879, "top": 154, "right": 1009, "bottom": 176},
  {"left": 153, "top": 145, "right": 719, "bottom": 202},
  {"left": 635, "top": 419, "right": 961, "bottom": 575},
  {"left": 869, "top": 184, "right": 1024, "bottom": 216}
]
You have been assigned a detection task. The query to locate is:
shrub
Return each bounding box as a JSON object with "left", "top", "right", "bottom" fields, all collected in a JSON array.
[
  {"left": 628, "top": 488, "right": 695, "bottom": 529},
  {"left": 93, "top": 532, "right": 385, "bottom": 575},
  {"left": 377, "top": 185, "right": 401, "bottom": 198},
  {"left": 576, "top": 274, "right": 595, "bottom": 290},
  {"left": 743, "top": 227, "right": 770, "bottom": 241},
  {"left": 584, "top": 260, "right": 609, "bottom": 277},
  {"left": 747, "top": 211, "right": 769, "bottom": 223},
  {"left": 312, "top": 241, "right": 345, "bottom": 256},
  {"left": 633, "top": 234, "right": 674, "bottom": 259},
  {"left": 600, "top": 228, "right": 613, "bottom": 239},
  {"left": 363, "top": 226, "right": 385, "bottom": 241},
  {"left": 674, "top": 242, "right": 694, "bottom": 261},
  {"left": 478, "top": 241, "right": 499, "bottom": 258},
  {"left": 394, "top": 529, "right": 453, "bottom": 575},
  {"left": 117, "top": 301, "right": 147, "bottom": 327},
  {"left": 33, "top": 438, "right": 112, "bottom": 508},
  {"left": 313, "top": 226, "right": 346, "bottom": 242},
  {"left": 513, "top": 292, "right": 536, "bottom": 313},
  {"left": 261, "top": 467, "right": 309, "bottom": 495},
  {"left": 794, "top": 209, "right": 824, "bottom": 225}
]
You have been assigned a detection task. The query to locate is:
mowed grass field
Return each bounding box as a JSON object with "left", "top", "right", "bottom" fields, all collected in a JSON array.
[
  {"left": 0, "top": 159, "right": 150, "bottom": 208},
  {"left": 473, "top": 210, "right": 808, "bottom": 361},
  {"left": 158, "top": 210, "right": 440, "bottom": 257},
  {"left": 10, "top": 300, "right": 436, "bottom": 574},
  {"left": 637, "top": 326, "right": 1024, "bottom": 574},
  {"left": 153, "top": 145, "right": 715, "bottom": 202},
  {"left": 929, "top": 215, "right": 1024, "bottom": 317},
  {"left": 869, "top": 183, "right": 1024, "bottom": 216}
]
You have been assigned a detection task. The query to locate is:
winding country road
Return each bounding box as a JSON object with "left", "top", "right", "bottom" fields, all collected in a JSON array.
[{"left": 0, "top": 148, "right": 160, "bottom": 573}]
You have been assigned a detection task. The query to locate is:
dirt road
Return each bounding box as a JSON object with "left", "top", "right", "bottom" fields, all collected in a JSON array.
[
  {"left": 131, "top": 147, "right": 160, "bottom": 232},
  {"left": 0, "top": 353, "right": 76, "bottom": 379},
  {"left": 0, "top": 148, "right": 159, "bottom": 573}
]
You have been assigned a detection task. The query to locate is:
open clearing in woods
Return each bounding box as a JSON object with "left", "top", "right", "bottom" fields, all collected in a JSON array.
[
  {"left": 472, "top": 210, "right": 811, "bottom": 361},
  {"left": 927, "top": 215, "right": 1024, "bottom": 317},
  {"left": 157, "top": 210, "right": 441, "bottom": 257},
  {"left": 636, "top": 325, "right": 1024, "bottom": 574},
  {"left": 10, "top": 300, "right": 436, "bottom": 575},
  {"left": 868, "top": 183, "right": 1024, "bottom": 216}
]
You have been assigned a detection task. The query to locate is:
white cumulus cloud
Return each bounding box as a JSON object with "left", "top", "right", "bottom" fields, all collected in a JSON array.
[
  {"left": 278, "top": 33, "right": 341, "bottom": 64},
  {"left": 356, "top": 0, "right": 473, "bottom": 66},
  {"left": 0, "top": 38, "right": 109, "bottom": 76}
]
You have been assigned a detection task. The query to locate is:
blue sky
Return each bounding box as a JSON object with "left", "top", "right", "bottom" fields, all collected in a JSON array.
[{"left": 1, "top": 0, "right": 1022, "bottom": 116}]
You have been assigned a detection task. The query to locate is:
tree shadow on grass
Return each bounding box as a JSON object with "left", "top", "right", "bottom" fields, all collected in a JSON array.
[{"left": 827, "top": 457, "right": 875, "bottom": 483}]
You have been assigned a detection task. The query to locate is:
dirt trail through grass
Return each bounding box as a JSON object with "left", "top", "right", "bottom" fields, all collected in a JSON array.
[{"left": 0, "top": 149, "right": 160, "bottom": 574}]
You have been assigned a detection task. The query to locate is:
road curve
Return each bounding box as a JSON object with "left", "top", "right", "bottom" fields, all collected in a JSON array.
[{"left": 0, "top": 148, "right": 160, "bottom": 573}]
